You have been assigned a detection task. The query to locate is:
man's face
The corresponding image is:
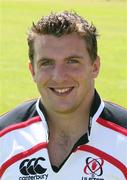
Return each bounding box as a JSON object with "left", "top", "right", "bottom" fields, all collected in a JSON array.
[{"left": 29, "top": 33, "right": 100, "bottom": 114}]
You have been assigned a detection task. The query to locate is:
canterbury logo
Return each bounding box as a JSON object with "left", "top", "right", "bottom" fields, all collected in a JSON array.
[{"left": 19, "top": 157, "right": 47, "bottom": 175}]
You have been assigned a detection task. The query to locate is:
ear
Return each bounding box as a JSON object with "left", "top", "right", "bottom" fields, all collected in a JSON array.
[
  {"left": 29, "top": 62, "right": 36, "bottom": 82},
  {"left": 92, "top": 56, "right": 100, "bottom": 78}
]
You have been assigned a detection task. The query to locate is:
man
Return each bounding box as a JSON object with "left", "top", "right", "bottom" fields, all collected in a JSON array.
[{"left": 0, "top": 11, "right": 127, "bottom": 180}]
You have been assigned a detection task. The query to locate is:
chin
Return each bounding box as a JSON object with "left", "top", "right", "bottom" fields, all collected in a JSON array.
[{"left": 51, "top": 104, "right": 78, "bottom": 114}]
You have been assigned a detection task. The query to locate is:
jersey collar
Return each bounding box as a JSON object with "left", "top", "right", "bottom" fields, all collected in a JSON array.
[
  {"left": 88, "top": 90, "right": 104, "bottom": 136},
  {"left": 36, "top": 89, "right": 104, "bottom": 142}
]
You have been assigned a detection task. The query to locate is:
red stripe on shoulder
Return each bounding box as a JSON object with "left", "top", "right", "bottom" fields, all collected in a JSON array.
[
  {"left": 0, "top": 116, "right": 41, "bottom": 137},
  {"left": 97, "top": 118, "right": 127, "bottom": 136},
  {"left": 0, "top": 142, "right": 48, "bottom": 177},
  {"left": 76, "top": 145, "right": 127, "bottom": 179}
]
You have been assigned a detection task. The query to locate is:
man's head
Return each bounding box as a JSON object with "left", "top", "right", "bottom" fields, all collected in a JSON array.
[
  {"left": 27, "top": 11, "right": 98, "bottom": 65},
  {"left": 28, "top": 11, "right": 100, "bottom": 114}
]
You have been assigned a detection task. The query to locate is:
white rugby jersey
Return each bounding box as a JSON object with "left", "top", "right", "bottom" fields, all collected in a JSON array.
[{"left": 0, "top": 91, "right": 127, "bottom": 180}]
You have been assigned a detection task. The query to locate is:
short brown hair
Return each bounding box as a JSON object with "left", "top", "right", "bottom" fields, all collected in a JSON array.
[{"left": 27, "top": 11, "right": 98, "bottom": 64}]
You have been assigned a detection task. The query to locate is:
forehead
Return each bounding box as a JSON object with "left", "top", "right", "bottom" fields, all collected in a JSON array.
[{"left": 33, "top": 33, "right": 88, "bottom": 59}]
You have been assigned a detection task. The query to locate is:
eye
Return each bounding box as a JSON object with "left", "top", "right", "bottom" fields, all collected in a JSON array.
[
  {"left": 39, "top": 59, "right": 54, "bottom": 67},
  {"left": 67, "top": 58, "right": 79, "bottom": 64}
]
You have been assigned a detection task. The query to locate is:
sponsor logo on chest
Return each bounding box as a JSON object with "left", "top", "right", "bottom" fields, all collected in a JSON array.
[
  {"left": 18, "top": 156, "right": 105, "bottom": 179},
  {"left": 19, "top": 157, "right": 48, "bottom": 180}
]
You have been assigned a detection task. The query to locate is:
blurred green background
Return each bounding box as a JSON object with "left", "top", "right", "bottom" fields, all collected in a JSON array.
[{"left": 0, "top": 0, "right": 127, "bottom": 114}]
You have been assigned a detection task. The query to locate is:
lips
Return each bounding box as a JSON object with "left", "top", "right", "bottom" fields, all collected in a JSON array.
[{"left": 49, "top": 87, "right": 74, "bottom": 96}]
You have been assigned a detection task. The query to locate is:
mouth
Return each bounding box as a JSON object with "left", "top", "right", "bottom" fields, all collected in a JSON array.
[{"left": 49, "top": 87, "right": 74, "bottom": 96}]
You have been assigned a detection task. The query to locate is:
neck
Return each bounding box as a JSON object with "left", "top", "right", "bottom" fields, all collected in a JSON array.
[{"left": 43, "top": 90, "right": 94, "bottom": 138}]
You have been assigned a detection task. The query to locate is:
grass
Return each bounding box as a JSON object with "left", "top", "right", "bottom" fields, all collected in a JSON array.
[{"left": 0, "top": 0, "right": 127, "bottom": 114}]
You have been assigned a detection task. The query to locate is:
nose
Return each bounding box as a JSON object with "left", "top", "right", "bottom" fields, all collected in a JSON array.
[{"left": 52, "top": 64, "right": 68, "bottom": 82}]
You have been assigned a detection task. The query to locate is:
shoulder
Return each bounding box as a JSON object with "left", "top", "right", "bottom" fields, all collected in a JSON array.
[
  {"left": 0, "top": 99, "right": 38, "bottom": 131},
  {"left": 101, "top": 101, "right": 127, "bottom": 129}
]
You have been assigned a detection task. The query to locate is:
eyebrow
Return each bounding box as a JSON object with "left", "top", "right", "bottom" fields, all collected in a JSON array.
[
  {"left": 65, "top": 55, "right": 83, "bottom": 60},
  {"left": 37, "top": 55, "right": 83, "bottom": 63},
  {"left": 37, "top": 57, "right": 54, "bottom": 63}
]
